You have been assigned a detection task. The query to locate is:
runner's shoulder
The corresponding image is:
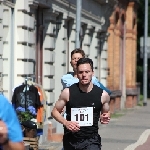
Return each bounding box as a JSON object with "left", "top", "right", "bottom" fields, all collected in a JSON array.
[
  {"left": 69, "top": 83, "right": 78, "bottom": 88},
  {"left": 62, "top": 73, "right": 74, "bottom": 79},
  {"left": 93, "top": 84, "right": 103, "bottom": 91}
]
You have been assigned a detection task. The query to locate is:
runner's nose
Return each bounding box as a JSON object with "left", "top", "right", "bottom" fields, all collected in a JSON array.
[
  {"left": 82, "top": 72, "right": 86, "bottom": 77},
  {"left": 75, "top": 58, "right": 79, "bottom": 62}
]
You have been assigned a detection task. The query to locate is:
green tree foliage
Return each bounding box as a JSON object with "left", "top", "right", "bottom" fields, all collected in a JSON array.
[
  {"left": 137, "top": 0, "right": 150, "bottom": 46},
  {"left": 137, "top": 0, "right": 150, "bottom": 96}
]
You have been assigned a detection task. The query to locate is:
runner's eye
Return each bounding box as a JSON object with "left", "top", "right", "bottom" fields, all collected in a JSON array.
[
  {"left": 85, "top": 71, "right": 90, "bottom": 73},
  {"left": 79, "top": 71, "right": 82, "bottom": 74}
]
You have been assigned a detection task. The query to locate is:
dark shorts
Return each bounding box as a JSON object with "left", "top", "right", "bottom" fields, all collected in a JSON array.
[{"left": 63, "top": 133, "right": 101, "bottom": 150}]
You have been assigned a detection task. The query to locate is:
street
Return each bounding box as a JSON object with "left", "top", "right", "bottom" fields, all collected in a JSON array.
[{"left": 99, "top": 100, "right": 150, "bottom": 150}]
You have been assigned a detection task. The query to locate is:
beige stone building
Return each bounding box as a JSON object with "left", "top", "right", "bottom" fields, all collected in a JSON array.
[{"left": 0, "top": 0, "right": 116, "bottom": 113}]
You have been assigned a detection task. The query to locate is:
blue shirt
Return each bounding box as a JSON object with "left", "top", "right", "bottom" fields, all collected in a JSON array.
[
  {"left": 61, "top": 73, "right": 111, "bottom": 95},
  {"left": 0, "top": 95, "right": 23, "bottom": 142}
]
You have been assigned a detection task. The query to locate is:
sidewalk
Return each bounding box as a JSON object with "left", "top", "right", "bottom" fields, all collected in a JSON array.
[
  {"left": 39, "top": 100, "right": 150, "bottom": 150},
  {"left": 99, "top": 100, "right": 150, "bottom": 150},
  {"left": 39, "top": 142, "right": 63, "bottom": 150}
]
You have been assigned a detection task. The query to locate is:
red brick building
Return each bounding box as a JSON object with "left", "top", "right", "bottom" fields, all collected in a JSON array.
[{"left": 107, "top": 0, "right": 139, "bottom": 113}]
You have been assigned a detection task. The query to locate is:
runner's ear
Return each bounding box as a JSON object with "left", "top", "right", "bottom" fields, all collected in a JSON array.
[{"left": 92, "top": 71, "right": 94, "bottom": 76}]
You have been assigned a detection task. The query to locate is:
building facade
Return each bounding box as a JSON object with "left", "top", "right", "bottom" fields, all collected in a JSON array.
[
  {"left": 0, "top": 0, "right": 116, "bottom": 114},
  {"left": 0, "top": 0, "right": 139, "bottom": 139}
]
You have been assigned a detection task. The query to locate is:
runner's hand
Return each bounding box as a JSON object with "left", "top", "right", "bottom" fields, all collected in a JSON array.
[
  {"left": 64, "top": 121, "right": 80, "bottom": 132},
  {"left": 100, "top": 112, "right": 110, "bottom": 124},
  {"left": 0, "top": 121, "right": 8, "bottom": 144},
  {"left": 61, "top": 108, "right": 65, "bottom": 114}
]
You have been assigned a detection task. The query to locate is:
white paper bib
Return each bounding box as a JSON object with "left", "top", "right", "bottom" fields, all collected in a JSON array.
[{"left": 71, "top": 107, "right": 93, "bottom": 126}]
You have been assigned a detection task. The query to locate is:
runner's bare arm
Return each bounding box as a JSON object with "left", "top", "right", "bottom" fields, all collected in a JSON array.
[
  {"left": 101, "top": 90, "right": 110, "bottom": 113},
  {"left": 51, "top": 88, "right": 69, "bottom": 125},
  {"left": 100, "top": 90, "right": 110, "bottom": 124},
  {"left": 51, "top": 89, "right": 80, "bottom": 131}
]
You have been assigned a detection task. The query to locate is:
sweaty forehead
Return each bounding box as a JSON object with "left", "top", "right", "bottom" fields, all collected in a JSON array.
[
  {"left": 72, "top": 53, "right": 83, "bottom": 59},
  {"left": 77, "top": 63, "right": 92, "bottom": 71}
]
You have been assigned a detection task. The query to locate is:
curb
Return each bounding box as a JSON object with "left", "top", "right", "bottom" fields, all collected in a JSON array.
[{"left": 124, "top": 129, "right": 150, "bottom": 150}]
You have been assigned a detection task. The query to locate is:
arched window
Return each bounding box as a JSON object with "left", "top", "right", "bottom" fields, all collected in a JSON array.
[
  {"left": 115, "top": 12, "right": 119, "bottom": 24},
  {"left": 121, "top": 14, "right": 125, "bottom": 36},
  {"left": 133, "top": 18, "right": 136, "bottom": 29}
]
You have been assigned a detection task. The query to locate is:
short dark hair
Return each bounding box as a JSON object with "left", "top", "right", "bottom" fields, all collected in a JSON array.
[
  {"left": 71, "top": 48, "right": 85, "bottom": 58},
  {"left": 76, "top": 58, "right": 93, "bottom": 71}
]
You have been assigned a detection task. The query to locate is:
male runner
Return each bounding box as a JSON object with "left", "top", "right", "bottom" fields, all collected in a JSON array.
[
  {"left": 52, "top": 58, "right": 110, "bottom": 150},
  {"left": 0, "top": 95, "right": 24, "bottom": 150}
]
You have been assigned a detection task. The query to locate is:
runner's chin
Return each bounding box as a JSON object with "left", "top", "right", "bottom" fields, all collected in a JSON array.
[{"left": 81, "top": 80, "right": 89, "bottom": 85}]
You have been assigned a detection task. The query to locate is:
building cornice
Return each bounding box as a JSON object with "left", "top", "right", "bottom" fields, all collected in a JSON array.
[
  {"left": 0, "top": 0, "right": 15, "bottom": 8},
  {"left": 52, "top": 0, "right": 105, "bottom": 27},
  {"left": 28, "top": 0, "right": 50, "bottom": 9},
  {"left": 29, "top": 0, "right": 118, "bottom": 30}
]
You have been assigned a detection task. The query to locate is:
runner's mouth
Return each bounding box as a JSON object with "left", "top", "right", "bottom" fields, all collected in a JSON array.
[{"left": 82, "top": 79, "right": 88, "bottom": 81}]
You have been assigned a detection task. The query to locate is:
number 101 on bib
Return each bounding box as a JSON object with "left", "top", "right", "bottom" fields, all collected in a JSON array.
[{"left": 71, "top": 107, "right": 93, "bottom": 126}]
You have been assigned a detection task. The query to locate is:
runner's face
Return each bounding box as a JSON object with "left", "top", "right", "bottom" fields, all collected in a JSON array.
[
  {"left": 77, "top": 63, "right": 93, "bottom": 85},
  {"left": 70, "top": 53, "right": 83, "bottom": 71}
]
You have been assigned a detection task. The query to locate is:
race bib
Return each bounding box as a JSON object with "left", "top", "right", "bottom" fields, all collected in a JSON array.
[{"left": 71, "top": 107, "right": 93, "bottom": 126}]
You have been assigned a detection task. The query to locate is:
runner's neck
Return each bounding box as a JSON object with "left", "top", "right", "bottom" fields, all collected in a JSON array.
[
  {"left": 78, "top": 82, "right": 93, "bottom": 93},
  {"left": 73, "top": 71, "right": 78, "bottom": 78}
]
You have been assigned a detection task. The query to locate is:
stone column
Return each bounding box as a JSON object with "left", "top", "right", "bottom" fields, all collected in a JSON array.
[
  {"left": 0, "top": 3, "right": 3, "bottom": 95},
  {"left": 125, "top": 2, "right": 137, "bottom": 108},
  {"left": 2, "top": 2, "right": 16, "bottom": 99},
  {"left": 43, "top": 10, "right": 58, "bottom": 120},
  {"left": 125, "top": 2, "right": 134, "bottom": 88},
  {"left": 14, "top": 0, "right": 36, "bottom": 85},
  {"left": 68, "top": 20, "right": 76, "bottom": 72},
  {"left": 100, "top": 32, "right": 109, "bottom": 86},
  {"left": 61, "top": 13, "right": 68, "bottom": 75},
  {"left": 55, "top": 13, "right": 68, "bottom": 107},
  {"left": 132, "top": 24, "right": 137, "bottom": 87},
  {"left": 82, "top": 24, "right": 91, "bottom": 57},
  {"left": 113, "top": 21, "right": 121, "bottom": 90},
  {"left": 90, "top": 27, "right": 100, "bottom": 79},
  {"left": 107, "top": 17, "right": 115, "bottom": 90}
]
